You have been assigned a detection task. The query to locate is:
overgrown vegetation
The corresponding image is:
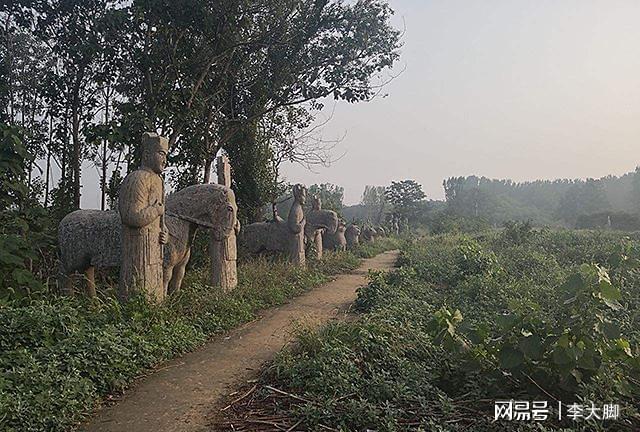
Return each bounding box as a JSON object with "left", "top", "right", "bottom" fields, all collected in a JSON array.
[
  {"left": 250, "top": 229, "right": 639, "bottom": 431},
  {"left": 0, "top": 238, "right": 398, "bottom": 432}
]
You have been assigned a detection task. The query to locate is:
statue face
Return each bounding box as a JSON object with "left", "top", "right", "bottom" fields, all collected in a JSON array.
[
  {"left": 146, "top": 149, "right": 167, "bottom": 174},
  {"left": 293, "top": 185, "right": 307, "bottom": 205}
]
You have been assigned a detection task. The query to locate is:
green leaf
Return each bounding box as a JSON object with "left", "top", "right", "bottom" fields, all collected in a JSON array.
[
  {"left": 496, "top": 314, "right": 518, "bottom": 331},
  {"left": 577, "top": 349, "right": 601, "bottom": 370},
  {"left": 518, "top": 335, "right": 543, "bottom": 360},
  {"left": 552, "top": 346, "right": 574, "bottom": 365},
  {"left": 599, "top": 281, "right": 621, "bottom": 301},
  {"left": 498, "top": 346, "right": 524, "bottom": 369}
]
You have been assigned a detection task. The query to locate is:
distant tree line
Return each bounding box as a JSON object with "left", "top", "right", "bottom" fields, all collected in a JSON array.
[{"left": 441, "top": 169, "right": 640, "bottom": 230}]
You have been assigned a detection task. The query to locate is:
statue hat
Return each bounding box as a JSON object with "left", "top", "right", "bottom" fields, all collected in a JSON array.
[{"left": 143, "top": 132, "right": 169, "bottom": 154}]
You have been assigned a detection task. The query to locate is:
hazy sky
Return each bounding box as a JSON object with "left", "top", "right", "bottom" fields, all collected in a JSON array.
[
  {"left": 281, "top": 0, "right": 640, "bottom": 205},
  {"left": 78, "top": 0, "right": 640, "bottom": 208}
]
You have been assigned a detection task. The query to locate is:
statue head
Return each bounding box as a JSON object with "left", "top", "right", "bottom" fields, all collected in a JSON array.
[
  {"left": 311, "top": 195, "right": 321, "bottom": 211},
  {"left": 142, "top": 132, "right": 169, "bottom": 174},
  {"left": 292, "top": 184, "right": 307, "bottom": 205}
]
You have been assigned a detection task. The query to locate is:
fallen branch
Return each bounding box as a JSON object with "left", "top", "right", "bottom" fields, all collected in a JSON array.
[
  {"left": 264, "top": 385, "right": 311, "bottom": 404},
  {"left": 222, "top": 384, "right": 258, "bottom": 411}
]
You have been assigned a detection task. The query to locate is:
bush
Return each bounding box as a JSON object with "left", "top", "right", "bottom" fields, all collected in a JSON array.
[{"left": 258, "top": 230, "right": 640, "bottom": 431}]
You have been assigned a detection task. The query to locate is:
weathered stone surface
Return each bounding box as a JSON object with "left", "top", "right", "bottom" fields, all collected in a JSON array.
[
  {"left": 304, "top": 196, "right": 338, "bottom": 259},
  {"left": 323, "top": 221, "right": 347, "bottom": 252},
  {"left": 240, "top": 184, "right": 307, "bottom": 267},
  {"left": 118, "top": 133, "right": 169, "bottom": 303},
  {"left": 58, "top": 184, "right": 237, "bottom": 297},
  {"left": 210, "top": 155, "right": 238, "bottom": 292},
  {"left": 345, "top": 224, "right": 361, "bottom": 249},
  {"left": 376, "top": 226, "right": 386, "bottom": 237},
  {"left": 167, "top": 183, "right": 237, "bottom": 293},
  {"left": 288, "top": 184, "right": 307, "bottom": 267},
  {"left": 361, "top": 226, "right": 377, "bottom": 243}
]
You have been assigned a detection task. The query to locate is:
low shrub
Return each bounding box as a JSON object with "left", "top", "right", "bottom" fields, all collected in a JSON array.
[{"left": 259, "top": 230, "right": 640, "bottom": 431}]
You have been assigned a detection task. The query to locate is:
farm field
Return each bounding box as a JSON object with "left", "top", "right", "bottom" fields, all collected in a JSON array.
[{"left": 224, "top": 228, "right": 640, "bottom": 431}]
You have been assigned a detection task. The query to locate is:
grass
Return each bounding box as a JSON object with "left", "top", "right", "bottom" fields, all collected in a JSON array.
[
  {"left": 0, "top": 238, "right": 399, "bottom": 432},
  {"left": 235, "top": 229, "right": 640, "bottom": 432}
]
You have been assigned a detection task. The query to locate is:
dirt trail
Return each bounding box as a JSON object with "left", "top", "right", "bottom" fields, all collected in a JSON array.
[{"left": 82, "top": 250, "right": 399, "bottom": 432}]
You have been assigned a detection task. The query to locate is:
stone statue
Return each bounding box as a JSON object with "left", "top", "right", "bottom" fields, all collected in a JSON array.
[
  {"left": 361, "top": 225, "right": 377, "bottom": 243},
  {"left": 376, "top": 226, "right": 386, "bottom": 237},
  {"left": 345, "top": 224, "right": 361, "bottom": 249},
  {"left": 58, "top": 184, "right": 237, "bottom": 297},
  {"left": 305, "top": 195, "right": 339, "bottom": 259},
  {"left": 308, "top": 196, "right": 324, "bottom": 259},
  {"left": 118, "top": 133, "right": 169, "bottom": 302},
  {"left": 210, "top": 155, "right": 239, "bottom": 292},
  {"left": 239, "top": 184, "right": 308, "bottom": 267},
  {"left": 323, "top": 220, "right": 347, "bottom": 252},
  {"left": 288, "top": 184, "right": 307, "bottom": 267}
]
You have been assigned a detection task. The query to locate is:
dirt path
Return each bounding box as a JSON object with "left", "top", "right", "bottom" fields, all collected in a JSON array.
[{"left": 82, "top": 250, "right": 399, "bottom": 432}]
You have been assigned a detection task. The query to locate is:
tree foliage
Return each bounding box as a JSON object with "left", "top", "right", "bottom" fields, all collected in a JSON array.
[{"left": 385, "top": 179, "right": 426, "bottom": 221}]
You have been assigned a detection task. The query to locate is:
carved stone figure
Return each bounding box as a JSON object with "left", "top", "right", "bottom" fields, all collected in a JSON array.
[
  {"left": 288, "top": 184, "right": 307, "bottom": 267},
  {"left": 345, "top": 224, "right": 361, "bottom": 249},
  {"left": 361, "top": 226, "right": 377, "bottom": 243},
  {"left": 323, "top": 220, "right": 347, "bottom": 252},
  {"left": 239, "top": 184, "right": 308, "bottom": 267},
  {"left": 392, "top": 219, "right": 400, "bottom": 235},
  {"left": 305, "top": 195, "right": 339, "bottom": 259},
  {"left": 210, "top": 155, "right": 239, "bottom": 292},
  {"left": 118, "top": 133, "right": 169, "bottom": 302},
  {"left": 58, "top": 184, "right": 237, "bottom": 297},
  {"left": 376, "top": 226, "right": 386, "bottom": 237}
]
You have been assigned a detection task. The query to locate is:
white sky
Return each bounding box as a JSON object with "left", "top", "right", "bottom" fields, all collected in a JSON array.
[
  {"left": 281, "top": 0, "right": 640, "bottom": 205},
  {"left": 79, "top": 0, "right": 640, "bottom": 208}
]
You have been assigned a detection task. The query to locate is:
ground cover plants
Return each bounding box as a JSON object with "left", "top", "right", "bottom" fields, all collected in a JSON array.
[
  {"left": 240, "top": 227, "right": 639, "bottom": 431},
  {"left": 0, "top": 237, "right": 399, "bottom": 432}
]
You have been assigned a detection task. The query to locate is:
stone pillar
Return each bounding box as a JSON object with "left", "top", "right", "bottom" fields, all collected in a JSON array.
[{"left": 211, "top": 155, "right": 238, "bottom": 291}]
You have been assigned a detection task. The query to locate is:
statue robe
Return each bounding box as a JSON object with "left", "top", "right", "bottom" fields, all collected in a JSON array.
[
  {"left": 118, "top": 168, "right": 165, "bottom": 302},
  {"left": 287, "top": 202, "right": 306, "bottom": 267}
]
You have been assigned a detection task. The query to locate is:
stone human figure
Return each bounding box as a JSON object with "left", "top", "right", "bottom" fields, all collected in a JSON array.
[
  {"left": 118, "top": 132, "right": 169, "bottom": 302},
  {"left": 309, "top": 195, "right": 323, "bottom": 259},
  {"left": 345, "top": 224, "right": 360, "bottom": 249},
  {"left": 210, "top": 155, "right": 239, "bottom": 291},
  {"left": 288, "top": 184, "right": 307, "bottom": 267},
  {"left": 323, "top": 221, "right": 347, "bottom": 252}
]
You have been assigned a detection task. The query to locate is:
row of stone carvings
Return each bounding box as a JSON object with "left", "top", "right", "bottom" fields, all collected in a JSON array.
[{"left": 58, "top": 133, "right": 388, "bottom": 303}]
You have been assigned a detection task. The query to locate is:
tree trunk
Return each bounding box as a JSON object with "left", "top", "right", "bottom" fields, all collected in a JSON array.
[
  {"left": 203, "top": 158, "right": 212, "bottom": 183},
  {"left": 101, "top": 93, "right": 110, "bottom": 210},
  {"left": 71, "top": 69, "right": 85, "bottom": 210}
]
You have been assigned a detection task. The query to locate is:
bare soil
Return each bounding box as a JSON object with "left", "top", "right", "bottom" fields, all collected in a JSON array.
[{"left": 81, "top": 250, "right": 399, "bottom": 432}]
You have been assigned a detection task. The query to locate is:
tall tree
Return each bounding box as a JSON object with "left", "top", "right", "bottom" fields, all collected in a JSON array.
[
  {"left": 361, "top": 185, "right": 388, "bottom": 224},
  {"left": 385, "top": 179, "right": 426, "bottom": 222}
]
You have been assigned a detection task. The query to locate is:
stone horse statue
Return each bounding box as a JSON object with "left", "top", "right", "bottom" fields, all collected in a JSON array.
[
  {"left": 304, "top": 195, "right": 339, "bottom": 259},
  {"left": 58, "top": 184, "right": 237, "bottom": 297},
  {"left": 361, "top": 225, "right": 377, "bottom": 243},
  {"left": 345, "top": 224, "right": 361, "bottom": 249},
  {"left": 240, "top": 194, "right": 338, "bottom": 258}
]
